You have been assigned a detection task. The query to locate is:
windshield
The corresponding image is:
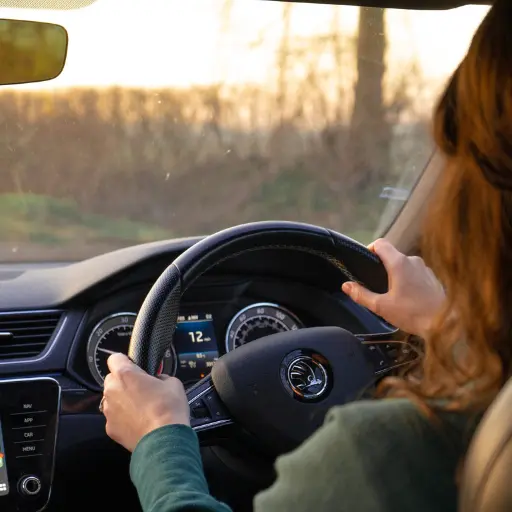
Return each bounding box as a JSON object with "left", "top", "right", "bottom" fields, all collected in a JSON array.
[{"left": 0, "top": 0, "right": 489, "bottom": 262}]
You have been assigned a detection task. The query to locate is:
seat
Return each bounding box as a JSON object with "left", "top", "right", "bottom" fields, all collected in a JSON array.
[{"left": 459, "top": 377, "right": 512, "bottom": 511}]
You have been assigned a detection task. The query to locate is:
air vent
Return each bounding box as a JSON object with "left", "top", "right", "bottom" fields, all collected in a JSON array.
[{"left": 0, "top": 311, "right": 63, "bottom": 360}]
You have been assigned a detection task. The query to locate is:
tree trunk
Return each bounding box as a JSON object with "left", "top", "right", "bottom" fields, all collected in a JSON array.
[{"left": 347, "top": 7, "right": 391, "bottom": 192}]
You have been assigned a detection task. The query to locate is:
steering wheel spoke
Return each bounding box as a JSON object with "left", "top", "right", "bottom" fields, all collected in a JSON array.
[
  {"left": 187, "top": 375, "right": 233, "bottom": 432},
  {"left": 357, "top": 331, "right": 420, "bottom": 375}
]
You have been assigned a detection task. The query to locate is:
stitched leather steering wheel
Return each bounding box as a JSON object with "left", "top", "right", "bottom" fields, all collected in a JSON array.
[{"left": 128, "top": 221, "right": 393, "bottom": 453}]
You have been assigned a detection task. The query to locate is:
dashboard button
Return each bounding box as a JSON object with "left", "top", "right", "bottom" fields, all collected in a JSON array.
[
  {"left": 11, "top": 394, "right": 48, "bottom": 414},
  {"left": 18, "top": 475, "right": 42, "bottom": 496},
  {"left": 10, "top": 412, "right": 48, "bottom": 429},
  {"left": 14, "top": 440, "right": 44, "bottom": 458},
  {"left": 12, "top": 426, "right": 45, "bottom": 443},
  {"left": 18, "top": 401, "right": 40, "bottom": 413}
]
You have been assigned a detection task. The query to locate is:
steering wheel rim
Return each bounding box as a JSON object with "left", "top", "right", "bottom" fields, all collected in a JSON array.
[
  {"left": 128, "top": 221, "right": 392, "bottom": 452},
  {"left": 128, "top": 221, "right": 388, "bottom": 375}
]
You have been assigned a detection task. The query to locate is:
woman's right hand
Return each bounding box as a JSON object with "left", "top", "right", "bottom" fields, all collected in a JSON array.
[{"left": 341, "top": 239, "right": 446, "bottom": 338}]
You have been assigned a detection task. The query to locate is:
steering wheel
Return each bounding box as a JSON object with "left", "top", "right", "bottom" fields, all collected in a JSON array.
[{"left": 128, "top": 221, "right": 393, "bottom": 454}]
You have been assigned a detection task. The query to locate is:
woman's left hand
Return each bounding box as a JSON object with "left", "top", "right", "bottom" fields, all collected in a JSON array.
[{"left": 102, "top": 352, "right": 190, "bottom": 452}]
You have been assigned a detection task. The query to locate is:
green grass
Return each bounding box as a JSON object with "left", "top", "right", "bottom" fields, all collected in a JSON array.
[
  {"left": 252, "top": 167, "right": 339, "bottom": 215},
  {"left": 0, "top": 193, "right": 171, "bottom": 246},
  {"left": 0, "top": 191, "right": 377, "bottom": 252}
]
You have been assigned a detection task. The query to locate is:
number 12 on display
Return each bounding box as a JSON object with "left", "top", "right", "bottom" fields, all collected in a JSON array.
[{"left": 188, "top": 331, "right": 204, "bottom": 343}]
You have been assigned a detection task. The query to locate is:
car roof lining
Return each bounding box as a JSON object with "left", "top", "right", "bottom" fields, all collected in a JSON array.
[
  {"left": 271, "top": 0, "right": 490, "bottom": 9},
  {"left": 0, "top": 0, "right": 492, "bottom": 11}
]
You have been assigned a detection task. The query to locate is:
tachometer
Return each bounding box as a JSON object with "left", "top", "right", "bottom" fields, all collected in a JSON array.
[
  {"left": 225, "top": 303, "right": 302, "bottom": 352},
  {"left": 86, "top": 312, "right": 175, "bottom": 386}
]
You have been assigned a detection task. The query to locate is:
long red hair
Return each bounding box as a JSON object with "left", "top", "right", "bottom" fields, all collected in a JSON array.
[{"left": 380, "top": 0, "right": 512, "bottom": 413}]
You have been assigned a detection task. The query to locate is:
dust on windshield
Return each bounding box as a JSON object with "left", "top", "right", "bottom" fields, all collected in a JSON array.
[{"left": 0, "top": 0, "right": 489, "bottom": 261}]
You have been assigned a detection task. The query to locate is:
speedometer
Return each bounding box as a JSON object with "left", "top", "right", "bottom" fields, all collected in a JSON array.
[
  {"left": 225, "top": 303, "right": 302, "bottom": 352},
  {"left": 86, "top": 312, "right": 175, "bottom": 386}
]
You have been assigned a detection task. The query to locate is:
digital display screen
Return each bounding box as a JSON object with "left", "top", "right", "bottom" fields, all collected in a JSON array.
[
  {"left": 175, "top": 313, "right": 218, "bottom": 385},
  {"left": 0, "top": 419, "right": 9, "bottom": 496}
]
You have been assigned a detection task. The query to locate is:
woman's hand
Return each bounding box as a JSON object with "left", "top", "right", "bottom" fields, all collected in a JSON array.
[
  {"left": 341, "top": 239, "right": 446, "bottom": 338},
  {"left": 102, "top": 353, "right": 190, "bottom": 452}
]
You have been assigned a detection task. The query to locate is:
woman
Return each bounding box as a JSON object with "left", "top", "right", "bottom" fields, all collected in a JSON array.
[{"left": 101, "top": 1, "right": 512, "bottom": 510}]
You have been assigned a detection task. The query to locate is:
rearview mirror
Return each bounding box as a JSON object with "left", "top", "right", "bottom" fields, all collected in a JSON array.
[{"left": 0, "top": 19, "right": 68, "bottom": 86}]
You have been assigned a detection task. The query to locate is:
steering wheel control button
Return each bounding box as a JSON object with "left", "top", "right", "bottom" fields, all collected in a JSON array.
[
  {"left": 18, "top": 475, "right": 42, "bottom": 496},
  {"left": 280, "top": 350, "right": 332, "bottom": 402},
  {"left": 383, "top": 343, "right": 399, "bottom": 360},
  {"left": 203, "top": 389, "right": 229, "bottom": 420},
  {"left": 187, "top": 377, "right": 234, "bottom": 431},
  {"left": 363, "top": 344, "right": 389, "bottom": 371},
  {"left": 190, "top": 399, "right": 210, "bottom": 419}
]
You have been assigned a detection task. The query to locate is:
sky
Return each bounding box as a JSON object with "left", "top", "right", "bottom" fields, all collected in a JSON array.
[{"left": 0, "top": 0, "right": 490, "bottom": 90}]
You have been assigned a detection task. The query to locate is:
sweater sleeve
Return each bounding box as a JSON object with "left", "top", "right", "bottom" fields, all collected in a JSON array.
[{"left": 130, "top": 424, "right": 232, "bottom": 512}]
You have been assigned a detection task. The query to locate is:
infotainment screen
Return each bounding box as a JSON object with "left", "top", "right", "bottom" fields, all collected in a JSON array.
[
  {"left": 0, "top": 419, "right": 9, "bottom": 496},
  {"left": 174, "top": 313, "right": 218, "bottom": 385}
]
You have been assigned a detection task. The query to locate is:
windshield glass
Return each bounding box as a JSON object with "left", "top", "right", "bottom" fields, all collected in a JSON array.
[{"left": 0, "top": 0, "right": 489, "bottom": 262}]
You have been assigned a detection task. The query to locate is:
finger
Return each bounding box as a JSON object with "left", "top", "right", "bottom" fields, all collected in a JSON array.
[
  {"left": 103, "top": 372, "right": 113, "bottom": 390},
  {"left": 342, "top": 281, "right": 381, "bottom": 314},
  {"left": 157, "top": 374, "right": 171, "bottom": 381},
  {"left": 371, "top": 239, "right": 404, "bottom": 271},
  {"left": 101, "top": 397, "right": 108, "bottom": 415},
  {"left": 103, "top": 370, "right": 124, "bottom": 389},
  {"left": 107, "top": 352, "right": 138, "bottom": 374},
  {"left": 367, "top": 241, "right": 377, "bottom": 253}
]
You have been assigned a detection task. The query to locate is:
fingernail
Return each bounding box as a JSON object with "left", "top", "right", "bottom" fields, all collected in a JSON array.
[{"left": 342, "top": 282, "right": 352, "bottom": 294}]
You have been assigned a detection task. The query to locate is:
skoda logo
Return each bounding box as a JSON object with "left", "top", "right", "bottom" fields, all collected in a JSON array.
[{"left": 286, "top": 356, "right": 328, "bottom": 400}]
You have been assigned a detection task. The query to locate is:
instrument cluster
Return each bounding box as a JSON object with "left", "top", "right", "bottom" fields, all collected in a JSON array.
[{"left": 86, "top": 302, "right": 303, "bottom": 388}]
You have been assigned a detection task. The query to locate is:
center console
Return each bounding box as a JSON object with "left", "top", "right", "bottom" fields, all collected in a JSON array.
[{"left": 0, "top": 378, "right": 60, "bottom": 511}]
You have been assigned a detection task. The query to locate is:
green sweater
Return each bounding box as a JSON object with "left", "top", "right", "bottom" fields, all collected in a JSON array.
[{"left": 130, "top": 399, "right": 477, "bottom": 512}]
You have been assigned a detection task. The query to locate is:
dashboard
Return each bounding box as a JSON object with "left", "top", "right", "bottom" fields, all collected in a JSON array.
[
  {"left": 0, "top": 237, "right": 394, "bottom": 511},
  {"left": 69, "top": 269, "right": 381, "bottom": 393},
  {"left": 86, "top": 303, "right": 302, "bottom": 387}
]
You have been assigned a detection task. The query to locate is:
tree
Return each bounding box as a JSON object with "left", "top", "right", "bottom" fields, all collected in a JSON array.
[{"left": 347, "top": 7, "right": 391, "bottom": 192}]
